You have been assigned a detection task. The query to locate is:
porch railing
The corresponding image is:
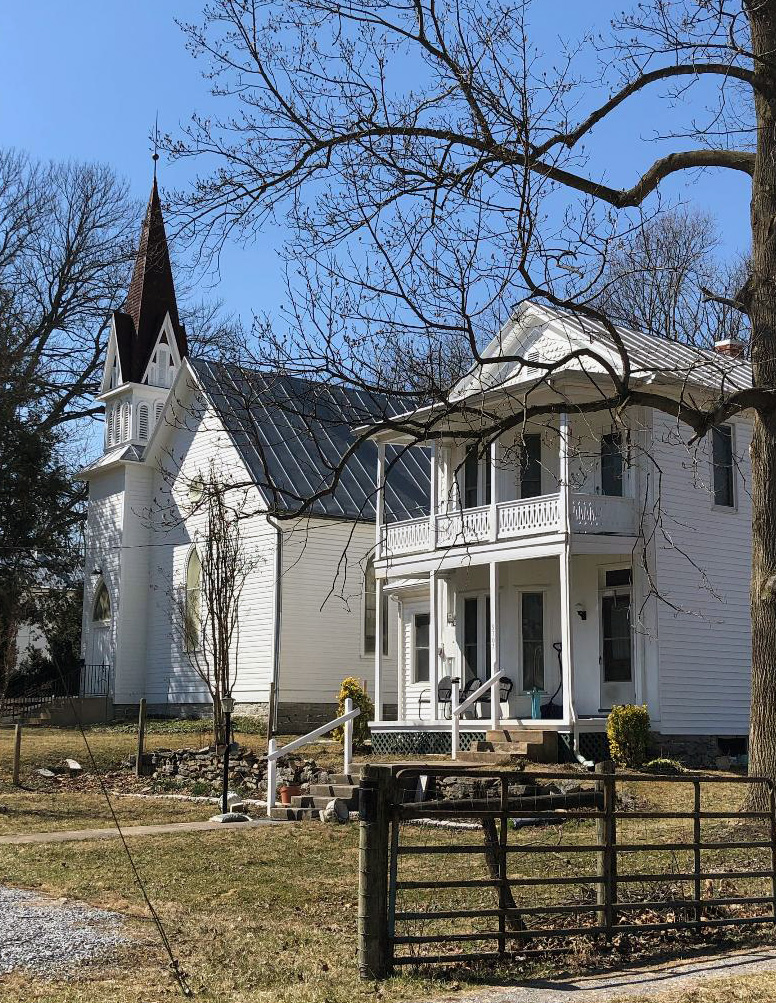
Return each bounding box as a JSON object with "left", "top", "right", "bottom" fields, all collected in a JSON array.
[
  {"left": 381, "top": 492, "right": 636, "bottom": 558},
  {"left": 266, "top": 697, "right": 360, "bottom": 816},
  {"left": 451, "top": 670, "right": 505, "bottom": 760}
]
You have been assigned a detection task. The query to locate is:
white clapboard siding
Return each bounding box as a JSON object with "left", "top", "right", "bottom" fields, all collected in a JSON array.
[
  {"left": 652, "top": 410, "right": 753, "bottom": 735},
  {"left": 81, "top": 467, "right": 126, "bottom": 667},
  {"left": 143, "top": 389, "right": 277, "bottom": 706},
  {"left": 278, "top": 519, "right": 398, "bottom": 707}
]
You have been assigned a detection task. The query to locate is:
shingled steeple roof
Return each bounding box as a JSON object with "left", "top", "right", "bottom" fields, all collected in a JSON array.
[{"left": 112, "top": 178, "right": 188, "bottom": 383}]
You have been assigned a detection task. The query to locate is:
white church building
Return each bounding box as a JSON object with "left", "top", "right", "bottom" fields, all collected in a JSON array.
[{"left": 79, "top": 181, "right": 428, "bottom": 731}]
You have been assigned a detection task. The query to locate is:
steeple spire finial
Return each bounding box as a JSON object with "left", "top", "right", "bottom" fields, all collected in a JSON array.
[{"left": 152, "top": 113, "right": 160, "bottom": 179}]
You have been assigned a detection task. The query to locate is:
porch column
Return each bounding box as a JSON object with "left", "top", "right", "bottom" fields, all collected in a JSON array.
[
  {"left": 396, "top": 600, "right": 405, "bottom": 721},
  {"left": 429, "top": 569, "right": 438, "bottom": 719},
  {"left": 428, "top": 442, "right": 437, "bottom": 550},
  {"left": 558, "top": 412, "right": 575, "bottom": 724},
  {"left": 489, "top": 560, "right": 500, "bottom": 730},
  {"left": 374, "top": 576, "right": 384, "bottom": 722},
  {"left": 375, "top": 441, "right": 385, "bottom": 559},
  {"left": 489, "top": 438, "right": 498, "bottom": 541}
]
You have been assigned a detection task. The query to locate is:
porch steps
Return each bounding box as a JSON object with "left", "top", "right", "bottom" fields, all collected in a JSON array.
[
  {"left": 268, "top": 769, "right": 362, "bottom": 820},
  {"left": 458, "top": 728, "right": 559, "bottom": 764}
]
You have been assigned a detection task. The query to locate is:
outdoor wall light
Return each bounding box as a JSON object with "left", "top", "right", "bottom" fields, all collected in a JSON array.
[{"left": 575, "top": 603, "right": 587, "bottom": 621}]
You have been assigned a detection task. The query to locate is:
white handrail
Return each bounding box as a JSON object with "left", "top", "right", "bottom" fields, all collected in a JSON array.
[
  {"left": 451, "top": 671, "right": 505, "bottom": 761},
  {"left": 266, "top": 698, "right": 360, "bottom": 815}
]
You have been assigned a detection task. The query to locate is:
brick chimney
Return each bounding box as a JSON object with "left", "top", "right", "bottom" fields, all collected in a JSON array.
[{"left": 713, "top": 337, "right": 746, "bottom": 359}]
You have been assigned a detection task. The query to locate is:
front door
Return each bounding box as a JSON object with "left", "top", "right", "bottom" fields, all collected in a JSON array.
[{"left": 600, "top": 587, "right": 634, "bottom": 709}]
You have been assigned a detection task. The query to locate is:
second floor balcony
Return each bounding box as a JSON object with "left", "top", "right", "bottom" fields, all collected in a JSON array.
[{"left": 381, "top": 491, "right": 637, "bottom": 559}]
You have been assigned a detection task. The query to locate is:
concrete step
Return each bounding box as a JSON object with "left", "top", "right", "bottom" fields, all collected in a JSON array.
[
  {"left": 290, "top": 794, "right": 358, "bottom": 809},
  {"left": 308, "top": 784, "right": 359, "bottom": 798},
  {"left": 486, "top": 728, "right": 548, "bottom": 743},
  {"left": 269, "top": 806, "right": 321, "bottom": 821},
  {"left": 327, "top": 773, "right": 361, "bottom": 786},
  {"left": 456, "top": 751, "right": 529, "bottom": 765}
]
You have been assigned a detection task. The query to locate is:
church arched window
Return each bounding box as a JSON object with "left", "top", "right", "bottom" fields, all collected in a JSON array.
[
  {"left": 137, "top": 403, "right": 150, "bottom": 442},
  {"left": 184, "top": 549, "right": 202, "bottom": 651},
  {"left": 154, "top": 400, "right": 164, "bottom": 424},
  {"left": 92, "top": 580, "right": 111, "bottom": 622},
  {"left": 121, "top": 402, "right": 130, "bottom": 441}
]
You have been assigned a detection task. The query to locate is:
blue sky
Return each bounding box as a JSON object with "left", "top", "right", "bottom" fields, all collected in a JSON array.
[{"left": 0, "top": 1, "right": 752, "bottom": 332}]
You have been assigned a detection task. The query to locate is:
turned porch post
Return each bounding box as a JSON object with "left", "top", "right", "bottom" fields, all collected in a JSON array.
[
  {"left": 375, "top": 441, "right": 385, "bottom": 559},
  {"left": 428, "top": 442, "right": 437, "bottom": 550},
  {"left": 558, "top": 412, "right": 575, "bottom": 724},
  {"left": 374, "top": 576, "right": 384, "bottom": 722},
  {"left": 429, "top": 569, "right": 439, "bottom": 720},
  {"left": 489, "top": 438, "right": 498, "bottom": 541},
  {"left": 489, "top": 560, "right": 500, "bottom": 730}
]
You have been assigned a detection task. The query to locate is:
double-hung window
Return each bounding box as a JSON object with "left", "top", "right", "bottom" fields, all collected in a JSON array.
[
  {"left": 519, "top": 434, "right": 542, "bottom": 498},
  {"left": 463, "top": 446, "right": 491, "bottom": 508},
  {"left": 520, "top": 592, "right": 545, "bottom": 691},
  {"left": 601, "top": 433, "right": 624, "bottom": 497},
  {"left": 712, "top": 424, "right": 735, "bottom": 508},
  {"left": 413, "top": 613, "right": 430, "bottom": 682},
  {"left": 462, "top": 595, "right": 491, "bottom": 681}
]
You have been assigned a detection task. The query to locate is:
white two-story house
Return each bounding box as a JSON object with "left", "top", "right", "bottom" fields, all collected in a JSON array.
[{"left": 367, "top": 303, "right": 753, "bottom": 762}]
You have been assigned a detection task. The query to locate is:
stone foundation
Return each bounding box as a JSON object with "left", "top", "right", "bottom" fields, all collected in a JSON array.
[{"left": 650, "top": 734, "right": 737, "bottom": 769}]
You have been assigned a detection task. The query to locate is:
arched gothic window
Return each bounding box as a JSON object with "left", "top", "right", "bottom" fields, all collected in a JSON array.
[
  {"left": 154, "top": 400, "right": 164, "bottom": 424},
  {"left": 121, "top": 402, "right": 130, "bottom": 441},
  {"left": 92, "top": 581, "right": 111, "bottom": 622},
  {"left": 184, "top": 549, "right": 202, "bottom": 651}
]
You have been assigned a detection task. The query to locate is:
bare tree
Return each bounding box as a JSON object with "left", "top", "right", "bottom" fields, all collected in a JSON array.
[
  {"left": 592, "top": 209, "right": 750, "bottom": 349},
  {"left": 168, "top": 1, "right": 776, "bottom": 799},
  {"left": 170, "top": 467, "right": 261, "bottom": 745}
]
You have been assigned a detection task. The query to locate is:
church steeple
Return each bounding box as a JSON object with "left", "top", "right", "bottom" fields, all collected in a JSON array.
[
  {"left": 120, "top": 178, "right": 187, "bottom": 382},
  {"left": 99, "top": 174, "right": 189, "bottom": 452}
]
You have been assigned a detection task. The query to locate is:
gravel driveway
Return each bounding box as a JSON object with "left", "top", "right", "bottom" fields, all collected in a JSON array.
[{"left": 0, "top": 886, "right": 128, "bottom": 976}]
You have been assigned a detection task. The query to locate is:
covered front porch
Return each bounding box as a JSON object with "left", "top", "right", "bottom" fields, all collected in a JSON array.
[{"left": 369, "top": 543, "right": 658, "bottom": 758}]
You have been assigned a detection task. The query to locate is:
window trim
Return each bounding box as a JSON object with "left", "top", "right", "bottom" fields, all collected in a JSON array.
[
  {"left": 600, "top": 430, "right": 625, "bottom": 498},
  {"left": 710, "top": 422, "right": 737, "bottom": 512},
  {"left": 456, "top": 591, "right": 494, "bottom": 682},
  {"left": 516, "top": 587, "right": 549, "bottom": 693},
  {"left": 460, "top": 445, "right": 491, "bottom": 509},
  {"left": 184, "top": 547, "right": 203, "bottom": 653},
  {"left": 411, "top": 611, "right": 431, "bottom": 683},
  {"left": 92, "top": 579, "right": 111, "bottom": 623},
  {"left": 518, "top": 433, "right": 543, "bottom": 499}
]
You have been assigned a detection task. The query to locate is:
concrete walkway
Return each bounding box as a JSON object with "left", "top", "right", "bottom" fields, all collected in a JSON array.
[
  {"left": 0, "top": 817, "right": 279, "bottom": 845},
  {"left": 415, "top": 946, "right": 776, "bottom": 1003}
]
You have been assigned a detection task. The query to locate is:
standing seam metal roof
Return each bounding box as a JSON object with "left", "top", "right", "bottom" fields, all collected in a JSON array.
[{"left": 191, "top": 359, "right": 430, "bottom": 522}]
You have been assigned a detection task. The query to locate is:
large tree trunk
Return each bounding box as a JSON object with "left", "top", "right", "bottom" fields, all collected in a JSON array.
[{"left": 745, "top": 4, "right": 776, "bottom": 805}]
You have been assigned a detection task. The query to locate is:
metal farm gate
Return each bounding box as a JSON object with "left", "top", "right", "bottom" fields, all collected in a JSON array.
[{"left": 357, "top": 764, "right": 776, "bottom": 978}]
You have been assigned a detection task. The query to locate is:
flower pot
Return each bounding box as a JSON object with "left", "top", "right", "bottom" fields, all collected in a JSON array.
[{"left": 279, "top": 784, "right": 302, "bottom": 805}]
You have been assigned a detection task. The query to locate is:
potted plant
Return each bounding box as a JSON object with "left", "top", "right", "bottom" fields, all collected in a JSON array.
[{"left": 278, "top": 783, "right": 302, "bottom": 805}]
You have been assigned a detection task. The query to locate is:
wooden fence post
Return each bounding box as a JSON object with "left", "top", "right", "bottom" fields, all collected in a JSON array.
[
  {"left": 358, "top": 764, "right": 393, "bottom": 979},
  {"left": 135, "top": 698, "right": 146, "bottom": 778},
  {"left": 595, "top": 760, "right": 616, "bottom": 939},
  {"left": 12, "top": 723, "right": 22, "bottom": 786}
]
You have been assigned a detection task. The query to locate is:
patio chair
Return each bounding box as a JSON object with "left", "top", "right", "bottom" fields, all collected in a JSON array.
[
  {"left": 474, "top": 675, "right": 514, "bottom": 719},
  {"left": 417, "top": 675, "right": 453, "bottom": 719},
  {"left": 417, "top": 675, "right": 481, "bottom": 719}
]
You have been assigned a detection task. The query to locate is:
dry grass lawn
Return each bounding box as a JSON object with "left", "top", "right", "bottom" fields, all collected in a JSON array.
[{"left": 1, "top": 726, "right": 775, "bottom": 1002}]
